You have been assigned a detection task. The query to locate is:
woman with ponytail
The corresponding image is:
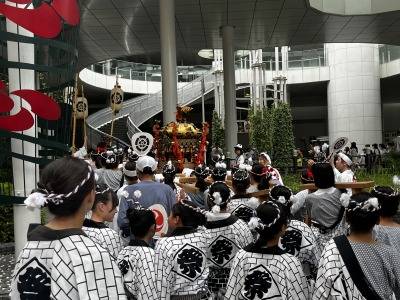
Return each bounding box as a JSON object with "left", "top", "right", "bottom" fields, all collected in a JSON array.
[
  {"left": 204, "top": 182, "right": 253, "bottom": 298},
  {"left": 11, "top": 157, "right": 126, "bottom": 299},
  {"left": 270, "top": 185, "right": 320, "bottom": 281},
  {"left": 371, "top": 184, "right": 400, "bottom": 251},
  {"left": 314, "top": 192, "right": 400, "bottom": 300},
  {"left": 225, "top": 201, "right": 309, "bottom": 299},
  {"left": 82, "top": 184, "right": 123, "bottom": 258}
]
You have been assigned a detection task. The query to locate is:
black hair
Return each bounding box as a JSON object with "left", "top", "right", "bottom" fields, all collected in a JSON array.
[
  {"left": 38, "top": 157, "right": 95, "bottom": 217},
  {"left": 232, "top": 169, "right": 250, "bottom": 194},
  {"left": 171, "top": 200, "right": 206, "bottom": 228},
  {"left": 250, "top": 164, "right": 269, "bottom": 190},
  {"left": 371, "top": 186, "right": 400, "bottom": 218},
  {"left": 162, "top": 163, "right": 177, "bottom": 191},
  {"left": 92, "top": 184, "right": 118, "bottom": 211},
  {"left": 254, "top": 201, "right": 289, "bottom": 247},
  {"left": 269, "top": 185, "right": 293, "bottom": 216},
  {"left": 127, "top": 208, "right": 156, "bottom": 238},
  {"left": 312, "top": 163, "right": 335, "bottom": 189},
  {"left": 346, "top": 192, "right": 380, "bottom": 233},
  {"left": 211, "top": 167, "right": 227, "bottom": 182},
  {"left": 94, "top": 156, "right": 103, "bottom": 169},
  {"left": 207, "top": 182, "right": 231, "bottom": 210},
  {"left": 124, "top": 161, "right": 138, "bottom": 182},
  {"left": 139, "top": 167, "right": 154, "bottom": 176},
  {"left": 194, "top": 165, "right": 209, "bottom": 192},
  {"left": 101, "top": 151, "right": 119, "bottom": 170}
]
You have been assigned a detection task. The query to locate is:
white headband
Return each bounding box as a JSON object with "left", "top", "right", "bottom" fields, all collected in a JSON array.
[
  {"left": 123, "top": 167, "right": 137, "bottom": 177},
  {"left": 24, "top": 165, "right": 93, "bottom": 209},
  {"left": 338, "top": 152, "right": 352, "bottom": 166}
]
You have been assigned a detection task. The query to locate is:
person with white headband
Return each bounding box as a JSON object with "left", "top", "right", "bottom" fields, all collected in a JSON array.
[
  {"left": 204, "top": 182, "right": 253, "bottom": 298},
  {"left": 331, "top": 152, "right": 355, "bottom": 185},
  {"left": 270, "top": 185, "right": 320, "bottom": 283},
  {"left": 82, "top": 184, "right": 123, "bottom": 258},
  {"left": 225, "top": 201, "right": 309, "bottom": 299},
  {"left": 234, "top": 144, "right": 245, "bottom": 167},
  {"left": 11, "top": 157, "right": 126, "bottom": 299},
  {"left": 314, "top": 192, "right": 400, "bottom": 300},
  {"left": 258, "top": 152, "right": 284, "bottom": 186}
]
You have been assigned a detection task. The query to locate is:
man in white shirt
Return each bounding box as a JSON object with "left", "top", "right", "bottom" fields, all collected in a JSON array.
[{"left": 331, "top": 152, "right": 354, "bottom": 194}]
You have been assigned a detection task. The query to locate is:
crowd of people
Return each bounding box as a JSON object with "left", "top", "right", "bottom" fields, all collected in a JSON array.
[{"left": 9, "top": 142, "right": 400, "bottom": 299}]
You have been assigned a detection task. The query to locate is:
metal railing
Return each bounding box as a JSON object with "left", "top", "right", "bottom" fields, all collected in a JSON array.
[
  {"left": 379, "top": 45, "right": 400, "bottom": 64},
  {"left": 89, "top": 59, "right": 211, "bottom": 83}
]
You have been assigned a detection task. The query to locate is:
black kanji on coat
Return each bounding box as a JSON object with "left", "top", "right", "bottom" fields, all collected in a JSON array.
[
  {"left": 243, "top": 270, "right": 272, "bottom": 299},
  {"left": 211, "top": 239, "right": 233, "bottom": 264},
  {"left": 118, "top": 259, "right": 129, "bottom": 276},
  {"left": 281, "top": 228, "right": 302, "bottom": 255},
  {"left": 17, "top": 267, "right": 51, "bottom": 299},
  {"left": 233, "top": 206, "right": 254, "bottom": 223},
  {"left": 177, "top": 247, "right": 203, "bottom": 279}
]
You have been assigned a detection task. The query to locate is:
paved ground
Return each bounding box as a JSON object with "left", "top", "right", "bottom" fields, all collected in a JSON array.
[{"left": 0, "top": 244, "right": 14, "bottom": 299}]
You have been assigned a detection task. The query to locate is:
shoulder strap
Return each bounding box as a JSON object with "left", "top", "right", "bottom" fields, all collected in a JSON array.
[{"left": 333, "top": 235, "right": 383, "bottom": 300}]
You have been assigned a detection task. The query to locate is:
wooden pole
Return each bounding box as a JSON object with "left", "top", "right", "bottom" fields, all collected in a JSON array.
[
  {"left": 71, "top": 73, "right": 78, "bottom": 153},
  {"left": 81, "top": 84, "right": 87, "bottom": 142}
]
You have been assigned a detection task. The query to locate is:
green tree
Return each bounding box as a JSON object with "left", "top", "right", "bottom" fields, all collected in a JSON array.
[
  {"left": 271, "top": 102, "right": 295, "bottom": 171},
  {"left": 249, "top": 106, "right": 272, "bottom": 153},
  {"left": 211, "top": 111, "right": 225, "bottom": 150}
]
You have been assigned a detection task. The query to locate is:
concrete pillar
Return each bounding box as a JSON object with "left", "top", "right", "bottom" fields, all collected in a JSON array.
[
  {"left": 222, "top": 25, "right": 238, "bottom": 154},
  {"left": 326, "top": 43, "right": 382, "bottom": 147},
  {"left": 6, "top": 1, "right": 40, "bottom": 256},
  {"left": 160, "top": 0, "right": 178, "bottom": 124}
]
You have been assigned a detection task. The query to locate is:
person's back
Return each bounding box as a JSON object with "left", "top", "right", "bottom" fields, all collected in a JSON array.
[
  {"left": 11, "top": 157, "right": 126, "bottom": 299},
  {"left": 314, "top": 192, "right": 400, "bottom": 300},
  {"left": 122, "top": 181, "right": 175, "bottom": 236},
  {"left": 225, "top": 201, "right": 309, "bottom": 300},
  {"left": 118, "top": 156, "right": 176, "bottom": 238}
]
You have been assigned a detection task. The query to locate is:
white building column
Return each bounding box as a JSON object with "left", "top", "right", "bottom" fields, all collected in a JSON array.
[
  {"left": 327, "top": 43, "right": 382, "bottom": 147},
  {"left": 222, "top": 25, "right": 238, "bottom": 154},
  {"left": 6, "top": 1, "right": 40, "bottom": 256},
  {"left": 160, "top": 0, "right": 178, "bottom": 124}
]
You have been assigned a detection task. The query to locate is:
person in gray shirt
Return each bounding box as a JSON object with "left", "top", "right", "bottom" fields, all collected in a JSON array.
[
  {"left": 117, "top": 156, "right": 176, "bottom": 239},
  {"left": 305, "top": 163, "right": 347, "bottom": 252}
]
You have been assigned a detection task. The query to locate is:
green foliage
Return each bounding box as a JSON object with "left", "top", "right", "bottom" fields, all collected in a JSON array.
[
  {"left": 248, "top": 106, "right": 272, "bottom": 152},
  {"left": 211, "top": 111, "right": 225, "bottom": 150},
  {"left": 271, "top": 102, "right": 295, "bottom": 170},
  {"left": 0, "top": 205, "right": 14, "bottom": 243}
]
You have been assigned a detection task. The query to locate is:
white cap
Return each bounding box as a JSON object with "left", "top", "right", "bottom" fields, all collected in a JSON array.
[
  {"left": 234, "top": 144, "right": 243, "bottom": 149},
  {"left": 136, "top": 155, "right": 158, "bottom": 172},
  {"left": 338, "top": 152, "right": 352, "bottom": 166}
]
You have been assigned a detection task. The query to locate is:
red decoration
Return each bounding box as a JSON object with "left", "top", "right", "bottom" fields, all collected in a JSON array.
[
  {"left": 0, "top": 80, "right": 61, "bottom": 132},
  {"left": 171, "top": 122, "right": 184, "bottom": 170},
  {"left": 0, "top": 0, "right": 79, "bottom": 39},
  {"left": 195, "top": 122, "right": 209, "bottom": 165}
]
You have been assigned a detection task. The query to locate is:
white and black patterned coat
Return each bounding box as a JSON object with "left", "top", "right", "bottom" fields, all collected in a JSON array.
[
  {"left": 224, "top": 245, "right": 309, "bottom": 299},
  {"left": 204, "top": 215, "right": 254, "bottom": 294},
  {"left": 10, "top": 225, "right": 126, "bottom": 299},
  {"left": 227, "top": 196, "right": 259, "bottom": 223},
  {"left": 279, "top": 220, "right": 321, "bottom": 279},
  {"left": 117, "top": 240, "right": 158, "bottom": 300},
  {"left": 154, "top": 227, "right": 209, "bottom": 299},
  {"left": 82, "top": 218, "right": 124, "bottom": 258}
]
